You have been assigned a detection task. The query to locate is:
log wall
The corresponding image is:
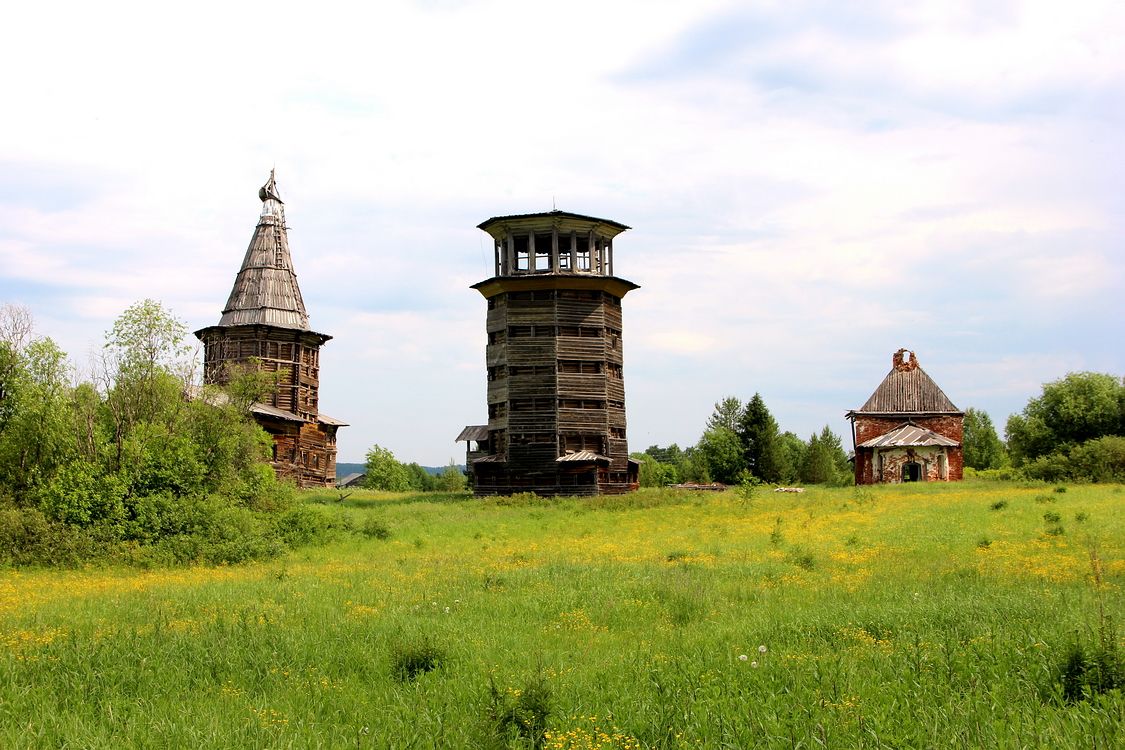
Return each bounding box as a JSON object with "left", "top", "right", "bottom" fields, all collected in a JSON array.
[
  {"left": 474, "top": 286, "right": 635, "bottom": 496},
  {"left": 198, "top": 323, "right": 338, "bottom": 488}
]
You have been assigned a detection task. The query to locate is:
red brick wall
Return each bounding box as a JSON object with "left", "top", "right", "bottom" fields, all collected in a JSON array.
[{"left": 852, "top": 414, "right": 963, "bottom": 484}]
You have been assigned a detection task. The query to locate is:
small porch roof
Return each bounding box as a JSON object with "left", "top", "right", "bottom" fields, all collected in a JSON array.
[
  {"left": 857, "top": 422, "right": 959, "bottom": 449},
  {"left": 556, "top": 451, "right": 610, "bottom": 464},
  {"left": 456, "top": 425, "right": 490, "bottom": 442}
]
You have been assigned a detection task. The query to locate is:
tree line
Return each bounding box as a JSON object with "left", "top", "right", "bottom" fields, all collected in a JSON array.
[
  {"left": 632, "top": 394, "right": 851, "bottom": 487},
  {"left": 362, "top": 444, "right": 466, "bottom": 492},
  {"left": 634, "top": 373, "right": 1125, "bottom": 487}
]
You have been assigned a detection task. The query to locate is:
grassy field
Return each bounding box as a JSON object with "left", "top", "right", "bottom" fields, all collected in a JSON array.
[{"left": 1, "top": 482, "right": 1122, "bottom": 748}]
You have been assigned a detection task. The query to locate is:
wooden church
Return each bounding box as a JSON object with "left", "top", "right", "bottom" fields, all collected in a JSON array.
[
  {"left": 847, "top": 349, "right": 963, "bottom": 485},
  {"left": 194, "top": 172, "right": 345, "bottom": 488},
  {"left": 459, "top": 210, "right": 640, "bottom": 496}
]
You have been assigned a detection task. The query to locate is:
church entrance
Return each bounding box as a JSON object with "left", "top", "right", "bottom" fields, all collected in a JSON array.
[{"left": 902, "top": 462, "right": 922, "bottom": 482}]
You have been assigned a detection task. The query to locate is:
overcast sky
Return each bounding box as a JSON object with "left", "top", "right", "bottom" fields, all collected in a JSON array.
[{"left": 2, "top": 0, "right": 1122, "bottom": 465}]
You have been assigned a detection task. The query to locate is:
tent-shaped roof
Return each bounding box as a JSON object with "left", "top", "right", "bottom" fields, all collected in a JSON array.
[
  {"left": 850, "top": 349, "right": 960, "bottom": 415},
  {"left": 857, "top": 422, "right": 959, "bottom": 449},
  {"left": 215, "top": 171, "right": 313, "bottom": 331}
]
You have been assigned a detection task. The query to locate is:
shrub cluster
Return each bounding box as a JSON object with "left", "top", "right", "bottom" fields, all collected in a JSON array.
[{"left": 0, "top": 301, "right": 309, "bottom": 567}]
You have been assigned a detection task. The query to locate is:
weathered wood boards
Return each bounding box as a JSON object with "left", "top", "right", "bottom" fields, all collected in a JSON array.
[
  {"left": 194, "top": 173, "right": 344, "bottom": 488},
  {"left": 467, "top": 211, "right": 640, "bottom": 496}
]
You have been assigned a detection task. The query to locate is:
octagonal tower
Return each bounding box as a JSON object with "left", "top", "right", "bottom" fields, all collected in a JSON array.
[{"left": 466, "top": 210, "right": 640, "bottom": 495}]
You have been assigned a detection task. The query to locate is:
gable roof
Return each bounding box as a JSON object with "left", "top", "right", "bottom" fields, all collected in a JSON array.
[
  {"left": 851, "top": 349, "right": 960, "bottom": 415},
  {"left": 857, "top": 422, "right": 959, "bottom": 449},
  {"left": 215, "top": 171, "right": 313, "bottom": 331}
]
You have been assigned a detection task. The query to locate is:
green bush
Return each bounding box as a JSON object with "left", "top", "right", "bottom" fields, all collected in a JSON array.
[
  {"left": 1055, "top": 638, "right": 1123, "bottom": 702},
  {"left": 0, "top": 507, "right": 100, "bottom": 567},
  {"left": 274, "top": 504, "right": 337, "bottom": 548},
  {"left": 390, "top": 638, "right": 445, "bottom": 682},
  {"left": 361, "top": 517, "right": 392, "bottom": 540},
  {"left": 487, "top": 672, "right": 552, "bottom": 748},
  {"left": 1022, "top": 436, "right": 1125, "bottom": 483}
]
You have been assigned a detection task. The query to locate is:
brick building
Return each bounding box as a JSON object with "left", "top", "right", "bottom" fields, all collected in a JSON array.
[{"left": 846, "top": 349, "right": 963, "bottom": 484}]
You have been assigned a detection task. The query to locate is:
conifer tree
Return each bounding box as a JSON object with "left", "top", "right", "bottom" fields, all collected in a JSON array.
[{"left": 737, "top": 393, "right": 784, "bottom": 482}]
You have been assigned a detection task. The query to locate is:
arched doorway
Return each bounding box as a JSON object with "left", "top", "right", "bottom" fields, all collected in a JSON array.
[{"left": 902, "top": 462, "right": 922, "bottom": 482}]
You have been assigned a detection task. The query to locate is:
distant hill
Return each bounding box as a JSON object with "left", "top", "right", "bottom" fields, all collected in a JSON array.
[{"left": 335, "top": 462, "right": 464, "bottom": 477}]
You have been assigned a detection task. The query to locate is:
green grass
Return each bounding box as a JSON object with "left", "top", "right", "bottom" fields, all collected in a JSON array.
[{"left": 1, "top": 482, "right": 1122, "bottom": 748}]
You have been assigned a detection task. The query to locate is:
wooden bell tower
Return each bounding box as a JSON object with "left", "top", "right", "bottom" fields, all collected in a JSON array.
[
  {"left": 195, "top": 171, "right": 345, "bottom": 487},
  {"left": 466, "top": 210, "right": 640, "bottom": 496}
]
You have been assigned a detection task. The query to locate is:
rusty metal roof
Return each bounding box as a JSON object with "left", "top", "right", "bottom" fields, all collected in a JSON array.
[
  {"left": 214, "top": 172, "right": 315, "bottom": 331},
  {"left": 317, "top": 413, "right": 348, "bottom": 427},
  {"left": 556, "top": 451, "right": 610, "bottom": 463},
  {"left": 456, "top": 425, "right": 490, "bottom": 442},
  {"left": 851, "top": 350, "right": 960, "bottom": 415},
  {"left": 857, "top": 422, "right": 959, "bottom": 449}
]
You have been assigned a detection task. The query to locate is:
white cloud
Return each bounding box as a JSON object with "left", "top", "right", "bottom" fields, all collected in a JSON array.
[{"left": 2, "top": 0, "right": 1122, "bottom": 463}]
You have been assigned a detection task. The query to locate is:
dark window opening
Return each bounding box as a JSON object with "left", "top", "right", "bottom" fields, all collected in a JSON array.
[
  {"left": 510, "top": 433, "right": 555, "bottom": 445},
  {"left": 534, "top": 234, "right": 552, "bottom": 271},
  {"left": 514, "top": 235, "right": 530, "bottom": 271},
  {"left": 509, "top": 364, "right": 554, "bottom": 377},
  {"left": 558, "top": 360, "right": 603, "bottom": 374},
  {"left": 903, "top": 462, "right": 923, "bottom": 482},
  {"left": 561, "top": 434, "right": 605, "bottom": 454},
  {"left": 558, "top": 326, "right": 604, "bottom": 338},
  {"left": 576, "top": 236, "right": 591, "bottom": 270},
  {"left": 509, "top": 397, "right": 554, "bottom": 412},
  {"left": 559, "top": 399, "right": 605, "bottom": 410},
  {"left": 508, "top": 325, "right": 555, "bottom": 338}
]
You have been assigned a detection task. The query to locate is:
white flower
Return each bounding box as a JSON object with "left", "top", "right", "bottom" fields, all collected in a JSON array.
[
  {"left": 751, "top": 660, "right": 759, "bottom": 668},
  {"left": 758, "top": 645, "right": 767, "bottom": 654},
  {"left": 444, "top": 607, "right": 450, "bottom": 614},
  {"left": 738, "top": 654, "right": 748, "bottom": 661}
]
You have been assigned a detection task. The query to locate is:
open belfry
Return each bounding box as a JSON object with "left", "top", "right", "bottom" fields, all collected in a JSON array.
[
  {"left": 195, "top": 172, "right": 345, "bottom": 488},
  {"left": 460, "top": 211, "right": 641, "bottom": 495}
]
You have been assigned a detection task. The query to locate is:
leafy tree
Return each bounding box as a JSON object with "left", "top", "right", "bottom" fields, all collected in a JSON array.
[
  {"left": 1006, "top": 372, "right": 1124, "bottom": 464},
  {"left": 631, "top": 452, "right": 680, "bottom": 487},
  {"left": 676, "top": 447, "right": 711, "bottom": 484},
  {"left": 404, "top": 462, "right": 438, "bottom": 492},
  {"left": 364, "top": 444, "right": 411, "bottom": 491},
  {"left": 737, "top": 393, "right": 784, "bottom": 482},
  {"left": 962, "top": 407, "right": 1007, "bottom": 470},
  {"left": 644, "top": 444, "right": 683, "bottom": 465},
  {"left": 0, "top": 304, "right": 34, "bottom": 430},
  {"left": 0, "top": 337, "right": 76, "bottom": 502},
  {"left": 696, "top": 426, "right": 746, "bottom": 484},
  {"left": 706, "top": 397, "right": 743, "bottom": 433},
  {"left": 776, "top": 431, "right": 807, "bottom": 483},
  {"left": 436, "top": 462, "right": 467, "bottom": 492},
  {"left": 100, "top": 300, "right": 193, "bottom": 466}
]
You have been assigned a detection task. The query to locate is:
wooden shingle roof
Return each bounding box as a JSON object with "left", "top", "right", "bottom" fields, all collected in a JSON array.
[
  {"left": 850, "top": 349, "right": 961, "bottom": 415},
  {"left": 217, "top": 171, "right": 311, "bottom": 331}
]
